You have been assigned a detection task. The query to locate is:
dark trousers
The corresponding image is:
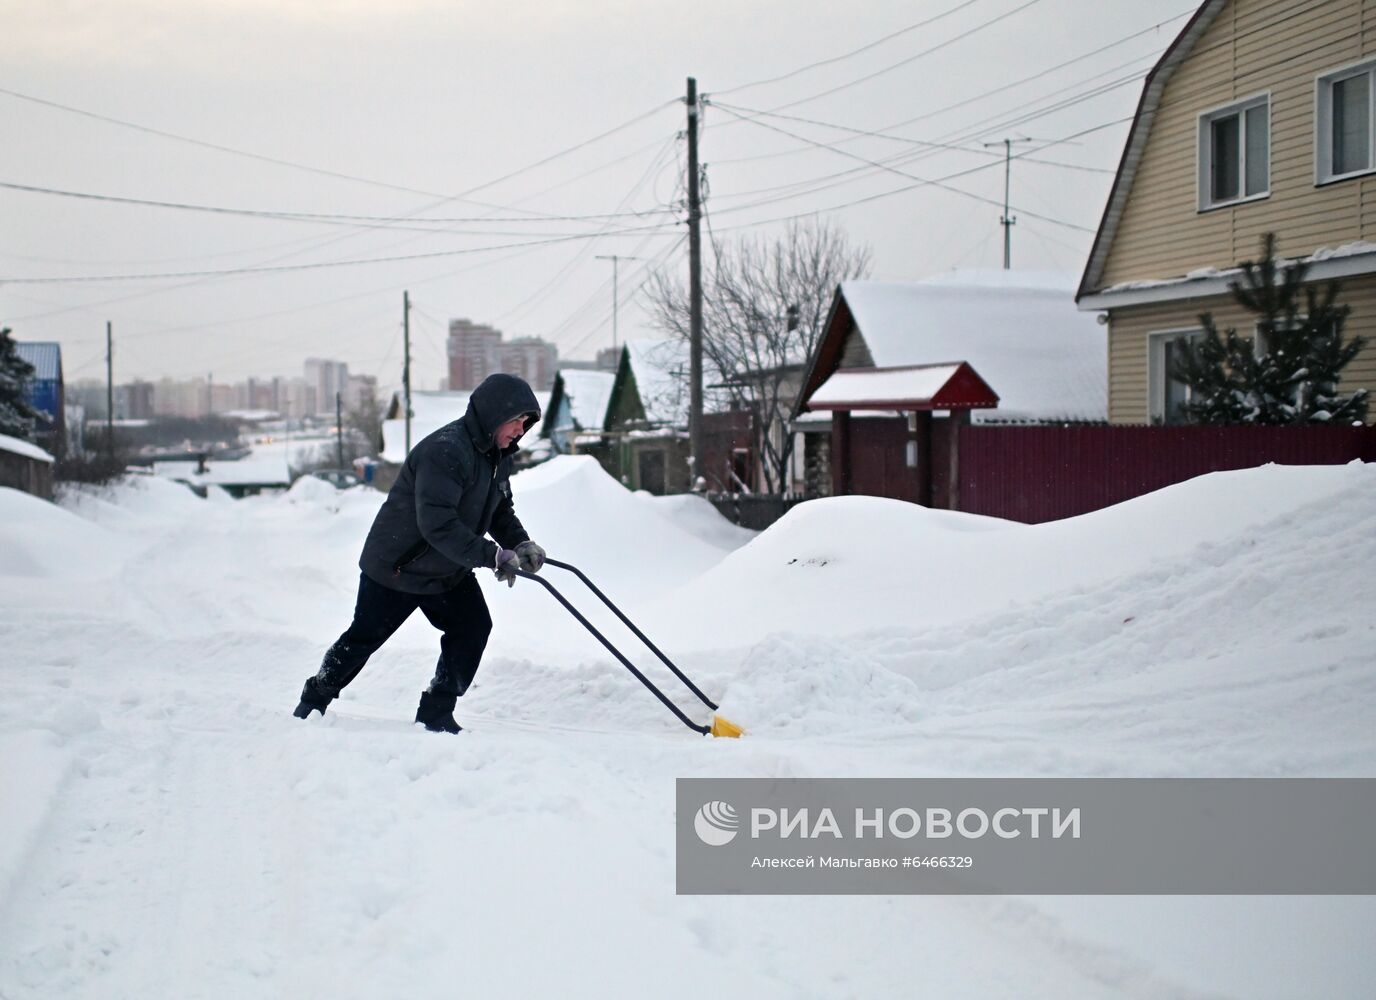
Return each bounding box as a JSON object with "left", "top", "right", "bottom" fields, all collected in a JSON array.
[{"left": 313, "top": 571, "right": 492, "bottom": 699}]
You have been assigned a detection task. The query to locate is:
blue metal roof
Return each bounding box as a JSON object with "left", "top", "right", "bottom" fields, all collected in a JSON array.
[{"left": 16, "top": 342, "right": 62, "bottom": 381}]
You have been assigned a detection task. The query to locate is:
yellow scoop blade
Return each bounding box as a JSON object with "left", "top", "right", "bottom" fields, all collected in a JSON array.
[{"left": 710, "top": 714, "right": 745, "bottom": 739}]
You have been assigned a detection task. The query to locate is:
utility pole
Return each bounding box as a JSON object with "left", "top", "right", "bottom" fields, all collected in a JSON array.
[
  {"left": 594, "top": 254, "right": 641, "bottom": 350},
  {"left": 403, "top": 290, "right": 412, "bottom": 456},
  {"left": 982, "top": 137, "right": 1033, "bottom": 269},
  {"left": 105, "top": 321, "right": 113, "bottom": 458},
  {"left": 686, "top": 76, "right": 704, "bottom": 490},
  {"left": 335, "top": 391, "right": 344, "bottom": 468}
]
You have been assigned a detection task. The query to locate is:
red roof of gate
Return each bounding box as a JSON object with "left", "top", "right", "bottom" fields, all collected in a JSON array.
[{"left": 802, "top": 362, "right": 999, "bottom": 412}]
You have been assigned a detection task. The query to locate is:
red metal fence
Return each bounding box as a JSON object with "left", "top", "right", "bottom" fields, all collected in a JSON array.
[{"left": 956, "top": 425, "right": 1376, "bottom": 524}]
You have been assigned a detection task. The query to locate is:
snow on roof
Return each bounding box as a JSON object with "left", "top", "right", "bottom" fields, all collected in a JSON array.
[
  {"left": 14, "top": 342, "right": 62, "bottom": 381},
  {"left": 836, "top": 273, "right": 1105, "bottom": 424},
  {"left": 380, "top": 389, "right": 550, "bottom": 463},
  {"left": 623, "top": 340, "right": 731, "bottom": 426},
  {"left": 556, "top": 369, "right": 615, "bottom": 431},
  {"left": 0, "top": 433, "right": 55, "bottom": 463},
  {"left": 624, "top": 340, "right": 691, "bottom": 426},
  {"left": 810, "top": 365, "right": 964, "bottom": 408},
  {"left": 1094, "top": 240, "right": 1376, "bottom": 297}
]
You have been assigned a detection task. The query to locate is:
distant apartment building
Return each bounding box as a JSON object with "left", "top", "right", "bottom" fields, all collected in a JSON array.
[
  {"left": 304, "top": 358, "right": 349, "bottom": 415},
  {"left": 70, "top": 365, "right": 369, "bottom": 424},
  {"left": 153, "top": 377, "right": 209, "bottom": 419},
  {"left": 499, "top": 337, "right": 558, "bottom": 391},
  {"left": 116, "top": 380, "right": 155, "bottom": 420},
  {"left": 69, "top": 379, "right": 109, "bottom": 419},
  {"left": 446, "top": 319, "right": 503, "bottom": 390},
  {"left": 276, "top": 378, "right": 317, "bottom": 420},
  {"left": 344, "top": 373, "right": 378, "bottom": 414},
  {"left": 561, "top": 348, "right": 622, "bottom": 375},
  {"left": 243, "top": 377, "right": 278, "bottom": 412},
  {"left": 446, "top": 319, "right": 559, "bottom": 390}
]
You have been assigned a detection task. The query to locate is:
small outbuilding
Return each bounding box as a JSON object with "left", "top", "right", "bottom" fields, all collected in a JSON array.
[
  {"left": 543, "top": 369, "right": 615, "bottom": 457},
  {"left": 15, "top": 342, "right": 66, "bottom": 456},
  {"left": 0, "top": 432, "right": 56, "bottom": 500},
  {"left": 795, "top": 271, "right": 1105, "bottom": 506}
]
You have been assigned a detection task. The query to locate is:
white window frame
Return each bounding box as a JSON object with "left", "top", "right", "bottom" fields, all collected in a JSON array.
[
  {"left": 1315, "top": 59, "right": 1376, "bottom": 185},
  {"left": 1148, "top": 328, "right": 1205, "bottom": 424},
  {"left": 1197, "top": 92, "right": 1271, "bottom": 211}
]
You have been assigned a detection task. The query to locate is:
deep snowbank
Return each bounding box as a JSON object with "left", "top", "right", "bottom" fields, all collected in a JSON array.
[
  {"left": 649, "top": 461, "right": 1376, "bottom": 647},
  {"left": 1, "top": 457, "right": 1373, "bottom": 998}
]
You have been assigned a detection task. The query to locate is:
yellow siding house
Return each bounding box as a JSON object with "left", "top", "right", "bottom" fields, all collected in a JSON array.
[{"left": 1077, "top": 0, "right": 1376, "bottom": 423}]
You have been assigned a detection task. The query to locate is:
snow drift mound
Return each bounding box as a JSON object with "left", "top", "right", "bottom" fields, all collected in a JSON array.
[
  {"left": 506, "top": 455, "right": 752, "bottom": 599},
  {"left": 0, "top": 487, "right": 131, "bottom": 579},
  {"left": 646, "top": 462, "right": 1376, "bottom": 650}
]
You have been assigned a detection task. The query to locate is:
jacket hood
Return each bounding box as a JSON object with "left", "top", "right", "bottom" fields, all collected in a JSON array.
[{"left": 465, "top": 373, "right": 541, "bottom": 453}]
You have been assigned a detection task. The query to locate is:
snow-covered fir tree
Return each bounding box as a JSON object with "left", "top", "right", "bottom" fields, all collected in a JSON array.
[
  {"left": 1169, "top": 233, "right": 1369, "bottom": 425},
  {"left": 0, "top": 327, "right": 41, "bottom": 440}
]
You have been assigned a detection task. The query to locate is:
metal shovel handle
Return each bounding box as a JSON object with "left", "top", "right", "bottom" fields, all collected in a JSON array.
[
  {"left": 513, "top": 568, "right": 710, "bottom": 736},
  {"left": 543, "top": 558, "right": 718, "bottom": 712}
]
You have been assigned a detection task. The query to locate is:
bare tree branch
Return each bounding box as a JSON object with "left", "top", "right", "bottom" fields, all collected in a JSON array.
[{"left": 644, "top": 219, "right": 870, "bottom": 493}]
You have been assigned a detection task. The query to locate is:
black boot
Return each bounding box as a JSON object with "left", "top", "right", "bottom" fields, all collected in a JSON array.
[
  {"left": 415, "top": 689, "right": 462, "bottom": 734},
  {"left": 293, "top": 677, "right": 334, "bottom": 719}
]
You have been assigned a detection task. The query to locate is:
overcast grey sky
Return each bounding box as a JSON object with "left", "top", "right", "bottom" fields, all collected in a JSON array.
[{"left": 1, "top": 0, "right": 1192, "bottom": 392}]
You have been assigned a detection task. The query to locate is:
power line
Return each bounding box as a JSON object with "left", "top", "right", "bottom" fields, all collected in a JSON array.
[
  {"left": 706, "top": 114, "right": 1133, "bottom": 236},
  {"left": 0, "top": 225, "right": 681, "bottom": 285},
  {"left": 0, "top": 84, "right": 679, "bottom": 214},
  {"left": 709, "top": 101, "right": 1115, "bottom": 173},
  {"left": 706, "top": 56, "right": 1153, "bottom": 199},
  {"left": 490, "top": 134, "right": 681, "bottom": 330},
  {"left": 763, "top": 0, "right": 1046, "bottom": 113},
  {"left": 707, "top": 102, "right": 1099, "bottom": 233},
  {"left": 0, "top": 178, "right": 676, "bottom": 231},
  {"left": 710, "top": 8, "right": 1190, "bottom": 167},
  {"left": 713, "top": 0, "right": 986, "bottom": 96},
  {"left": 700, "top": 59, "right": 1150, "bottom": 216}
]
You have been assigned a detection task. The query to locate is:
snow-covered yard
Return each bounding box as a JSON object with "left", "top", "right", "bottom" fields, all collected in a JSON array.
[{"left": 1, "top": 456, "right": 1373, "bottom": 998}]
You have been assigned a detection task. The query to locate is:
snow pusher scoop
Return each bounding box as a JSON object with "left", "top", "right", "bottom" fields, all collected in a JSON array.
[{"left": 513, "top": 558, "right": 744, "bottom": 738}]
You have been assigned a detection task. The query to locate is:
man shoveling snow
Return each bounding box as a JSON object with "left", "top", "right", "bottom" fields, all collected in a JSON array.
[{"left": 292, "top": 373, "right": 546, "bottom": 733}]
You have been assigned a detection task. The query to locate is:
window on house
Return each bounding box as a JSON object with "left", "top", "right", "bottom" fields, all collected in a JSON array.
[
  {"left": 1199, "top": 96, "right": 1270, "bottom": 209},
  {"left": 1150, "top": 330, "right": 1204, "bottom": 424},
  {"left": 1317, "top": 62, "right": 1375, "bottom": 182}
]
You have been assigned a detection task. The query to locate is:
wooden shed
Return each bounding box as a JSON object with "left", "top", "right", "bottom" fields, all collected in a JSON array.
[
  {"left": 800, "top": 363, "right": 998, "bottom": 506},
  {"left": 0, "top": 433, "right": 56, "bottom": 500}
]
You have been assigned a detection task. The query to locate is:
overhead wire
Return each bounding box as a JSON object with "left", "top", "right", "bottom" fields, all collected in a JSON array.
[
  {"left": 695, "top": 62, "right": 1150, "bottom": 220},
  {"left": 709, "top": 7, "right": 1190, "bottom": 167},
  {"left": 489, "top": 133, "right": 682, "bottom": 330},
  {"left": 712, "top": 0, "right": 986, "bottom": 97},
  {"left": 0, "top": 84, "right": 679, "bottom": 217},
  {"left": 0, "top": 179, "right": 677, "bottom": 229},
  {"left": 706, "top": 102, "right": 1098, "bottom": 233},
  {"left": 762, "top": 0, "right": 1045, "bottom": 113},
  {"left": 702, "top": 50, "right": 1156, "bottom": 208},
  {"left": 704, "top": 112, "right": 1134, "bottom": 236},
  {"left": 2, "top": 221, "right": 684, "bottom": 285}
]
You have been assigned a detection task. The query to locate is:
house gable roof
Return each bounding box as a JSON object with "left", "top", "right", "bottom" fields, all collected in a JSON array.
[
  {"left": 803, "top": 362, "right": 999, "bottom": 412},
  {"left": 798, "top": 273, "right": 1106, "bottom": 424},
  {"left": 15, "top": 342, "right": 63, "bottom": 381},
  {"left": 1076, "top": 0, "right": 1228, "bottom": 300},
  {"left": 547, "top": 369, "right": 615, "bottom": 436},
  {"left": 606, "top": 339, "right": 733, "bottom": 430}
]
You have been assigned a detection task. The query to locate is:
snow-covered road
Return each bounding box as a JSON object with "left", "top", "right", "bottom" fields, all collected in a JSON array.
[{"left": 2, "top": 457, "right": 1374, "bottom": 998}]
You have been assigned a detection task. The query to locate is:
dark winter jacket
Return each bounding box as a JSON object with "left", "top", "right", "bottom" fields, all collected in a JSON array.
[{"left": 358, "top": 374, "right": 541, "bottom": 595}]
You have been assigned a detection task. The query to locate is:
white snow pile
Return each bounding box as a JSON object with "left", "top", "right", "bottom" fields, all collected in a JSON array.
[{"left": 1, "top": 456, "right": 1374, "bottom": 999}]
